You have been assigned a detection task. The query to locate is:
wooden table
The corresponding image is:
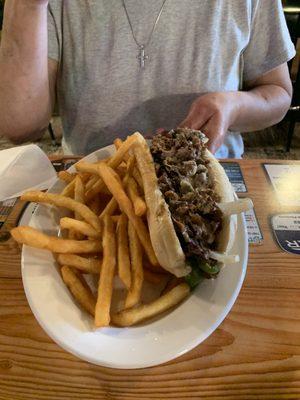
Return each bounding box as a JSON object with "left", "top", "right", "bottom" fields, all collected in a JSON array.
[{"left": 0, "top": 159, "right": 300, "bottom": 400}]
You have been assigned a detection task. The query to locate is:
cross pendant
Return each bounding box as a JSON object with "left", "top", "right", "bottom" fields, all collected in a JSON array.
[{"left": 137, "top": 45, "right": 149, "bottom": 68}]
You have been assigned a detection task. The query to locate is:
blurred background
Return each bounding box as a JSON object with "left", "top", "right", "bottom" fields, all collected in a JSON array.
[{"left": 0, "top": 0, "right": 300, "bottom": 159}]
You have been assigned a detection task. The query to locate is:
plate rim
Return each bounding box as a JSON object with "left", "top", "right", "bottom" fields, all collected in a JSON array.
[{"left": 21, "top": 145, "right": 249, "bottom": 369}]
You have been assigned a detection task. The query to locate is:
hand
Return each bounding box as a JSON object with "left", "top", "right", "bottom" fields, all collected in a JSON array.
[{"left": 179, "top": 92, "right": 238, "bottom": 154}]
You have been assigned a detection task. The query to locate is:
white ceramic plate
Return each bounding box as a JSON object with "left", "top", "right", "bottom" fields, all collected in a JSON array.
[{"left": 21, "top": 145, "right": 248, "bottom": 369}]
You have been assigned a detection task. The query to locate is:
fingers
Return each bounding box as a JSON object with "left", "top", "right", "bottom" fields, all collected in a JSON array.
[
  {"left": 155, "top": 128, "right": 166, "bottom": 135},
  {"left": 178, "top": 92, "right": 234, "bottom": 154},
  {"left": 179, "top": 103, "right": 212, "bottom": 130},
  {"left": 179, "top": 105, "right": 226, "bottom": 154},
  {"left": 202, "top": 115, "right": 225, "bottom": 154}
]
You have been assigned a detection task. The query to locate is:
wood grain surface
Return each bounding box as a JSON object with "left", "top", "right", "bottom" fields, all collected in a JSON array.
[{"left": 0, "top": 159, "right": 300, "bottom": 400}]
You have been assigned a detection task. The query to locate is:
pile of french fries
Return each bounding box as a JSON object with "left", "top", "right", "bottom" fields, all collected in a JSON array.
[{"left": 11, "top": 133, "right": 190, "bottom": 327}]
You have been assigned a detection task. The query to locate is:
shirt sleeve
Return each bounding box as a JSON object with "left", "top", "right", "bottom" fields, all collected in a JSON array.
[
  {"left": 242, "top": 0, "right": 296, "bottom": 82},
  {"left": 47, "top": 4, "right": 60, "bottom": 62}
]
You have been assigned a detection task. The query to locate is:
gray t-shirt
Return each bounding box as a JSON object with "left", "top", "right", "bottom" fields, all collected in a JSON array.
[{"left": 48, "top": 0, "right": 295, "bottom": 157}]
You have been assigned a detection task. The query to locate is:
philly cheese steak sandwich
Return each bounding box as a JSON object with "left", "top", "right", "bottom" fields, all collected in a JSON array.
[{"left": 133, "top": 129, "right": 252, "bottom": 288}]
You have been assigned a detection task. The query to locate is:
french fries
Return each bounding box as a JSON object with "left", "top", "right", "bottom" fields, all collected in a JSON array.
[
  {"left": 69, "top": 175, "right": 86, "bottom": 239},
  {"left": 60, "top": 171, "right": 90, "bottom": 197},
  {"left": 132, "top": 168, "right": 144, "bottom": 192},
  {"left": 111, "top": 215, "right": 121, "bottom": 223},
  {"left": 11, "top": 133, "right": 191, "bottom": 328},
  {"left": 75, "top": 162, "right": 99, "bottom": 175},
  {"left": 21, "top": 191, "right": 102, "bottom": 233},
  {"left": 116, "top": 214, "right": 131, "bottom": 289},
  {"left": 61, "top": 179, "right": 75, "bottom": 198},
  {"left": 114, "top": 138, "right": 144, "bottom": 192},
  {"left": 87, "top": 196, "right": 105, "bottom": 216},
  {"left": 61, "top": 266, "right": 96, "bottom": 316},
  {"left": 74, "top": 175, "right": 85, "bottom": 206},
  {"left": 113, "top": 138, "right": 124, "bottom": 152},
  {"left": 95, "top": 216, "right": 116, "bottom": 327},
  {"left": 97, "top": 163, "right": 158, "bottom": 266},
  {"left": 124, "top": 221, "right": 143, "bottom": 308},
  {"left": 82, "top": 135, "right": 140, "bottom": 201},
  {"left": 99, "top": 197, "right": 118, "bottom": 220},
  {"left": 60, "top": 217, "right": 101, "bottom": 239},
  {"left": 108, "top": 133, "right": 141, "bottom": 170},
  {"left": 11, "top": 226, "right": 102, "bottom": 254},
  {"left": 58, "top": 171, "right": 76, "bottom": 183},
  {"left": 126, "top": 176, "right": 147, "bottom": 216},
  {"left": 126, "top": 155, "right": 136, "bottom": 175},
  {"left": 85, "top": 175, "right": 99, "bottom": 191},
  {"left": 112, "top": 283, "right": 190, "bottom": 326},
  {"left": 57, "top": 254, "right": 101, "bottom": 274}
]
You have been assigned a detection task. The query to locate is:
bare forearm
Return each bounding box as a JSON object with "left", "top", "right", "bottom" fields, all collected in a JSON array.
[
  {"left": 230, "top": 84, "right": 292, "bottom": 133},
  {"left": 180, "top": 63, "right": 293, "bottom": 153},
  {"left": 0, "top": 0, "right": 51, "bottom": 141}
]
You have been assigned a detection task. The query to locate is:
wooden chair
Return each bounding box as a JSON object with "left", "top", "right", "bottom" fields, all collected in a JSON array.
[{"left": 48, "top": 121, "right": 60, "bottom": 146}]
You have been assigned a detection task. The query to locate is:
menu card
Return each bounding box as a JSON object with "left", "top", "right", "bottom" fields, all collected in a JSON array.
[{"left": 264, "top": 164, "right": 300, "bottom": 207}]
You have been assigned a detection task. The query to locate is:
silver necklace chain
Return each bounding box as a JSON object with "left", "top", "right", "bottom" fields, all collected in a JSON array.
[{"left": 122, "top": 0, "right": 167, "bottom": 68}]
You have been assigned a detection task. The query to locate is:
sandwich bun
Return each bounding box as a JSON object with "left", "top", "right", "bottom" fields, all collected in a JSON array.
[{"left": 133, "top": 131, "right": 245, "bottom": 278}]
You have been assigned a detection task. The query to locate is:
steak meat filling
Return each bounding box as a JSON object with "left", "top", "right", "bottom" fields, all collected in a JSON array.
[{"left": 150, "top": 128, "right": 223, "bottom": 265}]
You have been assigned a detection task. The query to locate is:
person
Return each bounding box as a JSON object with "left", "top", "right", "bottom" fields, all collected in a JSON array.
[{"left": 0, "top": 0, "right": 295, "bottom": 157}]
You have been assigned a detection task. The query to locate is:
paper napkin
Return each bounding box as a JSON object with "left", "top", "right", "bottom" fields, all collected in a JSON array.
[{"left": 0, "top": 144, "right": 57, "bottom": 201}]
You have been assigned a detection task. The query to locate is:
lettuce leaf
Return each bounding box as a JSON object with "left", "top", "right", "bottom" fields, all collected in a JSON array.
[{"left": 185, "top": 257, "right": 221, "bottom": 289}]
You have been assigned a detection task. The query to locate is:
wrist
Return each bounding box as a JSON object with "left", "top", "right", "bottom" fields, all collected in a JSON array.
[{"left": 227, "top": 91, "right": 244, "bottom": 130}]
